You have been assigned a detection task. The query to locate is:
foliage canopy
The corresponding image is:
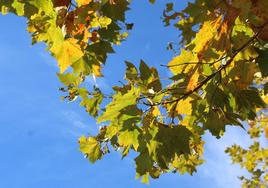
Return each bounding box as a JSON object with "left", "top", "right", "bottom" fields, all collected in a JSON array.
[{"left": 1, "top": 0, "right": 268, "bottom": 186}]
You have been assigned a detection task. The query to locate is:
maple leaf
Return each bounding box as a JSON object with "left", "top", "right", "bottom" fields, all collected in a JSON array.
[
  {"left": 51, "top": 38, "right": 84, "bottom": 73},
  {"left": 191, "top": 16, "right": 223, "bottom": 58},
  {"left": 79, "top": 136, "right": 102, "bottom": 163},
  {"left": 118, "top": 128, "right": 140, "bottom": 151},
  {"left": 97, "top": 87, "right": 140, "bottom": 123}
]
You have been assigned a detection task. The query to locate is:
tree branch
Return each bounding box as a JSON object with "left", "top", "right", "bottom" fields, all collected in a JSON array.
[{"left": 142, "top": 21, "right": 268, "bottom": 108}]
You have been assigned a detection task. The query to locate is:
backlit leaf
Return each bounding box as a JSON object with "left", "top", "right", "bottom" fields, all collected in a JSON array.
[
  {"left": 79, "top": 136, "right": 102, "bottom": 163},
  {"left": 76, "top": 0, "right": 92, "bottom": 6},
  {"left": 52, "top": 38, "right": 84, "bottom": 73},
  {"left": 168, "top": 49, "right": 198, "bottom": 75},
  {"left": 176, "top": 97, "right": 193, "bottom": 115}
]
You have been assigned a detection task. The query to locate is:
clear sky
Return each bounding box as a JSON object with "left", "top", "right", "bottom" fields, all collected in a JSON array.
[{"left": 0, "top": 1, "right": 252, "bottom": 188}]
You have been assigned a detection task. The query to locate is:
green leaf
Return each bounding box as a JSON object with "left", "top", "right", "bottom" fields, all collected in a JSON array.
[
  {"left": 154, "top": 126, "right": 192, "bottom": 158},
  {"left": 57, "top": 73, "right": 81, "bottom": 87},
  {"left": 165, "top": 3, "right": 173, "bottom": 12},
  {"left": 118, "top": 127, "right": 140, "bottom": 151},
  {"left": 256, "top": 49, "right": 268, "bottom": 77},
  {"left": 125, "top": 61, "right": 138, "bottom": 81},
  {"left": 203, "top": 111, "right": 225, "bottom": 138},
  {"left": 135, "top": 151, "right": 153, "bottom": 177},
  {"left": 238, "top": 89, "right": 266, "bottom": 110},
  {"left": 79, "top": 88, "right": 103, "bottom": 117},
  {"left": 102, "top": 0, "right": 129, "bottom": 21},
  {"left": 97, "top": 86, "right": 140, "bottom": 123},
  {"left": 139, "top": 60, "right": 151, "bottom": 82},
  {"left": 12, "top": 1, "right": 24, "bottom": 16},
  {"left": 264, "top": 83, "right": 268, "bottom": 95}
]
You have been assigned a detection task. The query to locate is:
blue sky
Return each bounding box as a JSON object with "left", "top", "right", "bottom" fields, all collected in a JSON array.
[{"left": 0, "top": 1, "right": 252, "bottom": 187}]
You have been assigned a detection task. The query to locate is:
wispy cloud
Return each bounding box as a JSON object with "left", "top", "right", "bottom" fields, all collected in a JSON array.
[
  {"left": 61, "top": 110, "right": 97, "bottom": 138},
  {"left": 38, "top": 51, "right": 58, "bottom": 69}
]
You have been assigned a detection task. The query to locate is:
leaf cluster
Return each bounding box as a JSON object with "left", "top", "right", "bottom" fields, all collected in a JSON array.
[{"left": 1, "top": 0, "right": 268, "bottom": 184}]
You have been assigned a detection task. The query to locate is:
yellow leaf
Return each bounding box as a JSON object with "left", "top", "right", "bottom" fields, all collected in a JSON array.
[
  {"left": 83, "top": 29, "right": 91, "bottom": 43},
  {"left": 27, "top": 25, "right": 36, "bottom": 33},
  {"left": 91, "top": 16, "right": 112, "bottom": 28},
  {"left": 176, "top": 97, "right": 193, "bottom": 115},
  {"left": 168, "top": 49, "right": 198, "bottom": 75},
  {"left": 52, "top": 38, "right": 84, "bottom": 73},
  {"left": 191, "top": 16, "right": 223, "bottom": 58},
  {"left": 98, "top": 17, "right": 112, "bottom": 28},
  {"left": 75, "top": 0, "right": 92, "bottom": 6},
  {"left": 186, "top": 70, "right": 200, "bottom": 92},
  {"left": 79, "top": 136, "right": 102, "bottom": 163},
  {"left": 264, "top": 96, "right": 268, "bottom": 104},
  {"left": 180, "top": 115, "right": 191, "bottom": 126},
  {"left": 152, "top": 106, "right": 161, "bottom": 116},
  {"left": 92, "top": 64, "right": 103, "bottom": 77},
  {"left": 214, "top": 21, "right": 230, "bottom": 51}
]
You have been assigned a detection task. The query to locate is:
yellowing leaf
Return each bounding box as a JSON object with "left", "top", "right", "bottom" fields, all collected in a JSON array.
[
  {"left": 234, "top": 48, "right": 258, "bottom": 62},
  {"left": 98, "top": 16, "right": 112, "bottom": 28},
  {"left": 75, "top": 0, "right": 92, "bottom": 6},
  {"left": 176, "top": 97, "right": 193, "bottom": 115},
  {"left": 214, "top": 21, "right": 231, "bottom": 51},
  {"left": 152, "top": 106, "right": 161, "bottom": 116},
  {"left": 92, "top": 64, "right": 103, "bottom": 77},
  {"left": 79, "top": 136, "right": 102, "bottom": 163},
  {"left": 264, "top": 96, "right": 268, "bottom": 104},
  {"left": 186, "top": 70, "right": 199, "bottom": 92},
  {"left": 91, "top": 16, "right": 112, "bottom": 28},
  {"left": 97, "top": 87, "right": 140, "bottom": 123},
  {"left": 118, "top": 129, "right": 140, "bottom": 151},
  {"left": 52, "top": 38, "right": 84, "bottom": 73},
  {"left": 168, "top": 49, "right": 198, "bottom": 75},
  {"left": 180, "top": 115, "right": 192, "bottom": 126},
  {"left": 12, "top": 1, "right": 24, "bottom": 16},
  {"left": 191, "top": 16, "right": 222, "bottom": 57},
  {"left": 83, "top": 29, "right": 91, "bottom": 43}
]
